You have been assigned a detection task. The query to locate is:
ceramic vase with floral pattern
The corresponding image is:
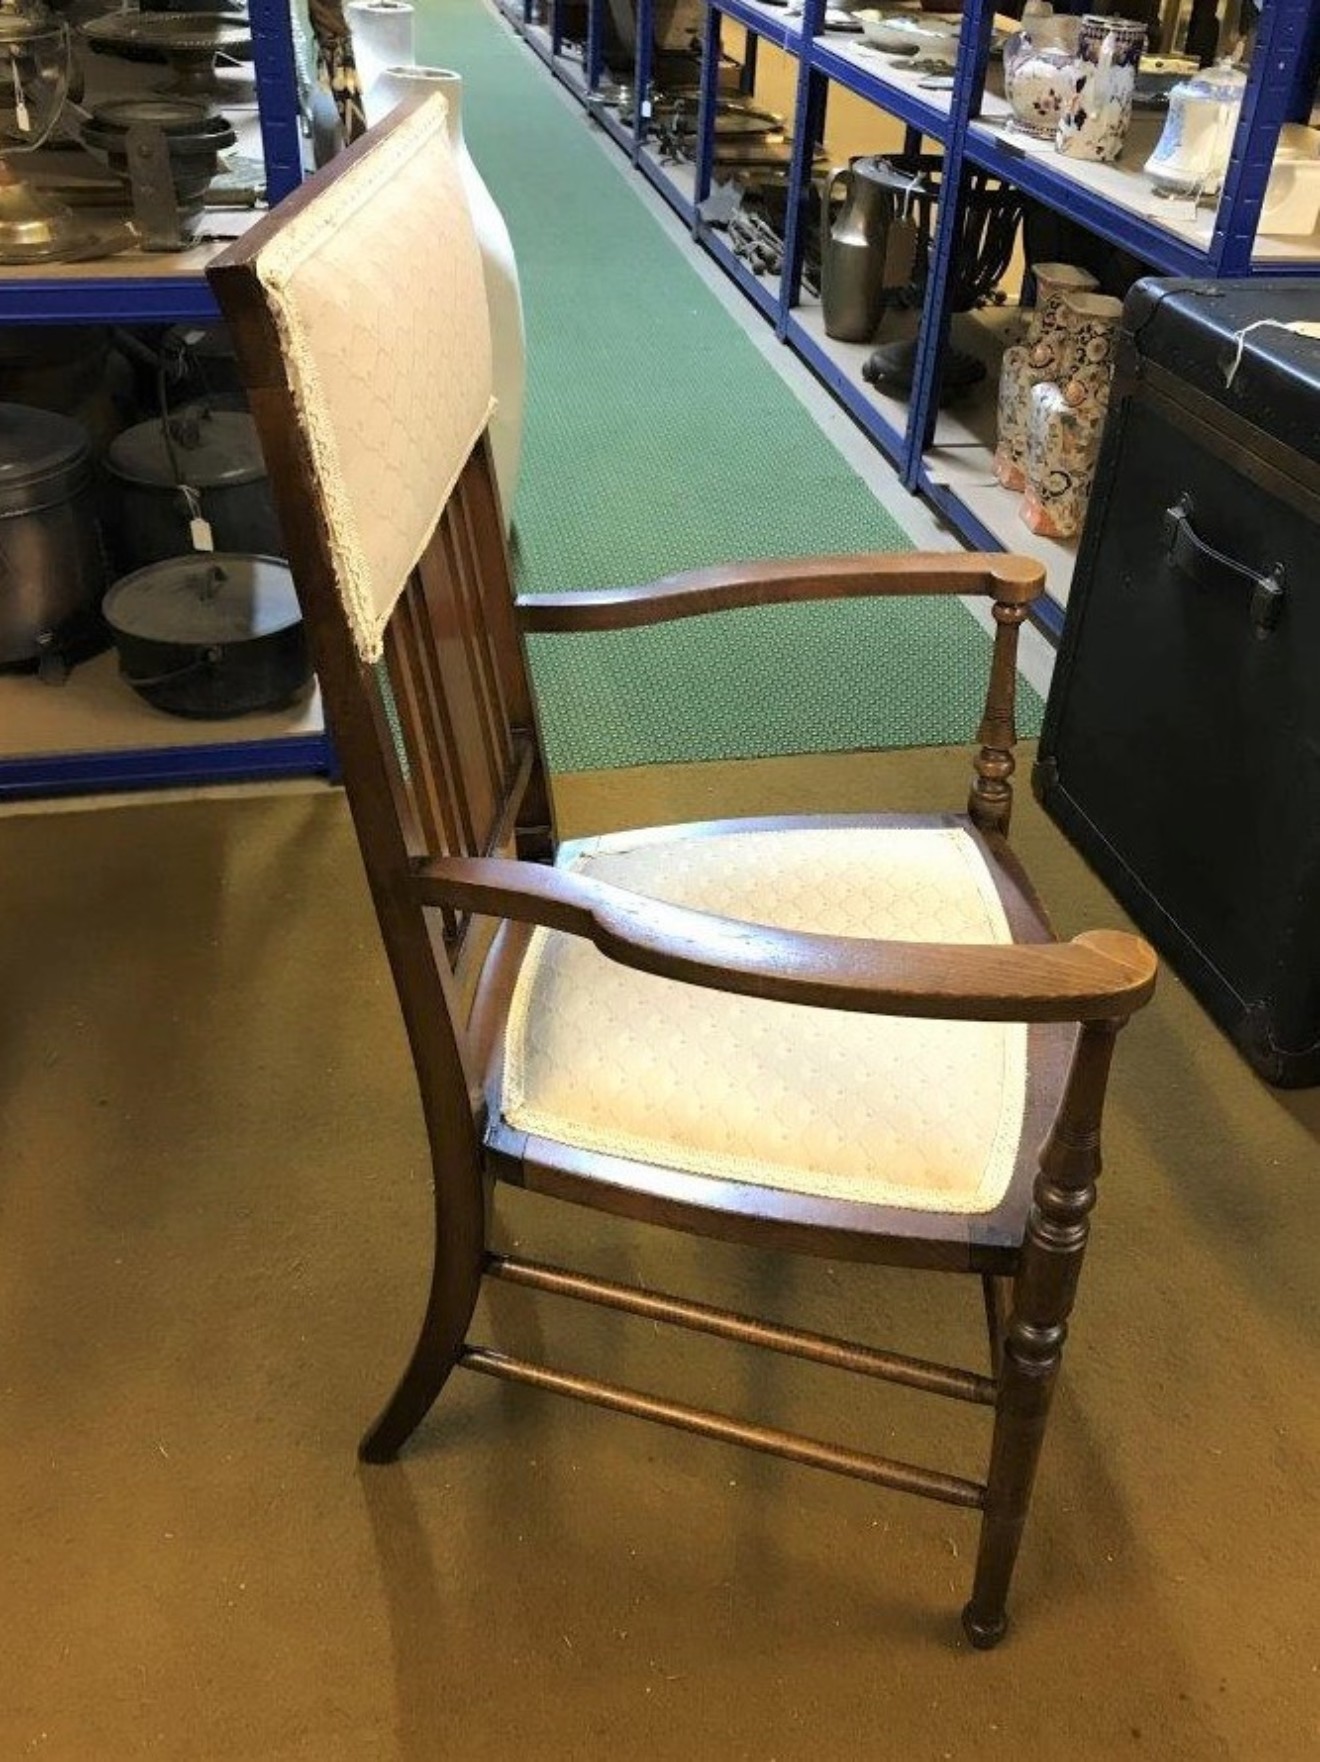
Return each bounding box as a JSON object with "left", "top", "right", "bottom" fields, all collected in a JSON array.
[
  {"left": 1003, "top": 4, "right": 1083, "bottom": 140},
  {"left": 993, "top": 262, "right": 1099, "bottom": 490},
  {"left": 1055, "top": 15, "right": 1146, "bottom": 164},
  {"left": 1020, "top": 291, "right": 1124, "bottom": 538}
]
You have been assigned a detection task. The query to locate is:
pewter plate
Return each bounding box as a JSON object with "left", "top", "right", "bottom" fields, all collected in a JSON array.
[{"left": 82, "top": 11, "right": 252, "bottom": 56}]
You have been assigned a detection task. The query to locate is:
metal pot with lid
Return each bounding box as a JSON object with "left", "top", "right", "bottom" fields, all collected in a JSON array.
[
  {"left": 104, "top": 403, "right": 282, "bottom": 571},
  {"left": 81, "top": 97, "right": 237, "bottom": 215},
  {"left": 103, "top": 552, "right": 310, "bottom": 718},
  {"left": 0, "top": 325, "right": 134, "bottom": 455},
  {"left": 0, "top": 400, "right": 107, "bottom": 677}
]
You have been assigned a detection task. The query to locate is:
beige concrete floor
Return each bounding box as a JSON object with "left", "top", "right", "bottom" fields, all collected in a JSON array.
[{"left": 2, "top": 746, "right": 1318, "bottom": 1760}]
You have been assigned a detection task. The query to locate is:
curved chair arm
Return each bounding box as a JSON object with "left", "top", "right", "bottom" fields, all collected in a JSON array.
[
  {"left": 413, "top": 856, "right": 1157, "bottom": 1025},
  {"left": 514, "top": 553, "right": 1045, "bottom": 634},
  {"left": 515, "top": 552, "right": 1043, "bottom": 840}
]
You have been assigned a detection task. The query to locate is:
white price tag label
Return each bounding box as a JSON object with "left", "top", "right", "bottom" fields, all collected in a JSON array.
[
  {"left": 11, "top": 56, "right": 29, "bottom": 134},
  {"left": 180, "top": 484, "right": 213, "bottom": 551}
]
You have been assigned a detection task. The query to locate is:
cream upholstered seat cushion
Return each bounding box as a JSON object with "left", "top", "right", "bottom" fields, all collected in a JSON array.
[
  {"left": 250, "top": 95, "right": 495, "bottom": 664},
  {"left": 500, "top": 825, "right": 1030, "bottom": 1215}
]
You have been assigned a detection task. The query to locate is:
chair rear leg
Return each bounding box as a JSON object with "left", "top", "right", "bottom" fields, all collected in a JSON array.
[
  {"left": 359, "top": 1162, "right": 487, "bottom": 1463},
  {"left": 963, "top": 1020, "right": 1120, "bottom": 1648},
  {"left": 980, "top": 1272, "right": 1010, "bottom": 1379},
  {"left": 359, "top": 1256, "right": 484, "bottom": 1462}
]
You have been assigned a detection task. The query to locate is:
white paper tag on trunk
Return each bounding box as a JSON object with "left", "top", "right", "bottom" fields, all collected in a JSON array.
[{"left": 1225, "top": 317, "right": 1320, "bottom": 386}]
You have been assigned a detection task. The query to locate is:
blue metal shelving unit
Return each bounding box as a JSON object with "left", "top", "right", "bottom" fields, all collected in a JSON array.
[
  {"left": 491, "top": 0, "right": 1320, "bottom": 630},
  {"left": 0, "top": 0, "right": 334, "bottom": 803}
]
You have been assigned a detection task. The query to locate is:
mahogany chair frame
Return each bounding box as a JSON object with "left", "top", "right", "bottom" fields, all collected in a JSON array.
[{"left": 209, "top": 110, "right": 1155, "bottom": 1649}]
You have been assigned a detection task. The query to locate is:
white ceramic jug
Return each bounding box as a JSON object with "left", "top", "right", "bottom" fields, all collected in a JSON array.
[
  {"left": 371, "top": 67, "right": 526, "bottom": 527},
  {"left": 1144, "top": 60, "right": 1247, "bottom": 199}
]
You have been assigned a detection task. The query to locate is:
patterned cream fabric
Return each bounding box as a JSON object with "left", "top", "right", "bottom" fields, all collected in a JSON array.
[
  {"left": 501, "top": 825, "right": 1030, "bottom": 1214},
  {"left": 252, "top": 96, "right": 495, "bottom": 663}
]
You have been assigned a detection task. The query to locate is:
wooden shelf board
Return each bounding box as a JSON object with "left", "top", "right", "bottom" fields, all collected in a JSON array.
[
  {"left": 814, "top": 34, "right": 957, "bottom": 128},
  {"left": 970, "top": 103, "right": 1320, "bottom": 266},
  {"left": 0, "top": 653, "right": 323, "bottom": 762},
  {"left": 0, "top": 49, "right": 267, "bottom": 292},
  {"left": 786, "top": 292, "right": 917, "bottom": 447},
  {"left": 639, "top": 148, "right": 698, "bottom": 204},
  {"left": 925, "top": 309, "right": 1079, "bottom": 602}
]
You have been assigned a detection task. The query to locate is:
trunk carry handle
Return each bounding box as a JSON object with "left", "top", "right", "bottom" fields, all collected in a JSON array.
[{"left": 1163, "top": 494, "right": 1285, "bottom": 637}]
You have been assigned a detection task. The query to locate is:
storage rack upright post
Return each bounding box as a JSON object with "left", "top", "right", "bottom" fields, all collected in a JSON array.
[
  {"left": 0, "top": 0, "right": 327, "bottom": 800},
  {"left": 493, "top": 0, "right": 1320, "bottom": 634}
]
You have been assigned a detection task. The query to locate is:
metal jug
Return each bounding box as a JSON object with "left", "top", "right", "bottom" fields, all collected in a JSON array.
[{"left": 821, "top": 156, "right": 908, "bottom": 343}]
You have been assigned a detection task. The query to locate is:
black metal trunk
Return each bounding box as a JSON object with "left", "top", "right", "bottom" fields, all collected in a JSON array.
[{"left": 1035, "top": 277, "right": 1320, "bottom": 1088}]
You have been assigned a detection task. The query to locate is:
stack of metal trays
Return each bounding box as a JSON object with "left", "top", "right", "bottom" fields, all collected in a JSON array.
[{"left": 655, "top": 94, "right": 791, "bottom": 170}]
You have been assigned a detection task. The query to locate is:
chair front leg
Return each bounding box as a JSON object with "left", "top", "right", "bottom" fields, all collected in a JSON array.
[{"left": 963, "top": 1021, "right": 1120, "bottom": 1647}]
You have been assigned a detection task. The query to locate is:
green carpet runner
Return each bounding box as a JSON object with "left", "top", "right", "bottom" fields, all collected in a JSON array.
[{"left": 416, "top": 0, "right": 1043, "bottom": 770}]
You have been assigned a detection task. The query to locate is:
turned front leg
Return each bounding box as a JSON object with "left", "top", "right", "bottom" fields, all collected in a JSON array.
[{"left": 963, "top": 1020, "right": 1120, "bottom": 1647}]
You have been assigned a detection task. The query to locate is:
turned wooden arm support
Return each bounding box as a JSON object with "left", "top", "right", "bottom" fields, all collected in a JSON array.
[
  {"left": 513, "top": 553, "right": 1045, "bottom": 633},
  {"left": 413, "top": 856, "right": 1156, "bottom": 1025},
  {"left": 516, "top": 553, "right": 1043, "bottom": 838}
]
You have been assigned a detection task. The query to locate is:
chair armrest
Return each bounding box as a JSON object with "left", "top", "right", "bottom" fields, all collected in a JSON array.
[
  {"left": 514, "top": 553, "right": 1045, "bottom": 633},
  {"left": 413, "top": 856, "right": 1156, "bottom": 1025}
]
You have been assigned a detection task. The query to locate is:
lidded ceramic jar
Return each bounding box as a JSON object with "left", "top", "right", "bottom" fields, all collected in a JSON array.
[
  {"left": 1003, "top": 0, "right": 1082, "bottom": 140},
  {"left": 1144, "top": 59, "right": 1247, "bottom": 198}
]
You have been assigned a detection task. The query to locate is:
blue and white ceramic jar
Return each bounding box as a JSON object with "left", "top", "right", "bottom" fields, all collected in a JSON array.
[{"left": 1055, "top": 14, "right": 1147, "bottom": 165}]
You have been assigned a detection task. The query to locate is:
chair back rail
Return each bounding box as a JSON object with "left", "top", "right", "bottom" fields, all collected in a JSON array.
[
  {"left": 381, "top": 450, "right": 549, "bottom": 869},
  {"left": 208, "top": 126, "right": 546, "bottom": 1223},
  {"left": 209, "top": 306, "right": 550, "bottom": 927}
]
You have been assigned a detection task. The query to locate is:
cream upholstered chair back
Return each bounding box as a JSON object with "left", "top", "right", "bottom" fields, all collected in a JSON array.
[
  {"left": 211, "top": 98, "right": 553, "bottom": 925},
  {"left": 246, "top": 94, "right": 494, "bottom": 662}
]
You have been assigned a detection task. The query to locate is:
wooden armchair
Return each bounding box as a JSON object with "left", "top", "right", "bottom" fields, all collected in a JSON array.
[{"left": 210, "top": 97, "right": 1156, "bottom": 1649}]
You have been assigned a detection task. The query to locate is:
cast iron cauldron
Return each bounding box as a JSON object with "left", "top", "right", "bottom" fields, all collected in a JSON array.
[
  {"left": 0, "top": 327, "right": 135, "bottom": 454},
  {"left": 104, "top": 405, "right": 281, "bottom": 571},
  {"left": 103, "top": 553, "right": 310, "bottom": 718},
  {"left": 80, "top": 97, "right": 237, "bottom": 220},
  {"left": 0, "top": 401, "right": 107, "bottom": 677}
]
